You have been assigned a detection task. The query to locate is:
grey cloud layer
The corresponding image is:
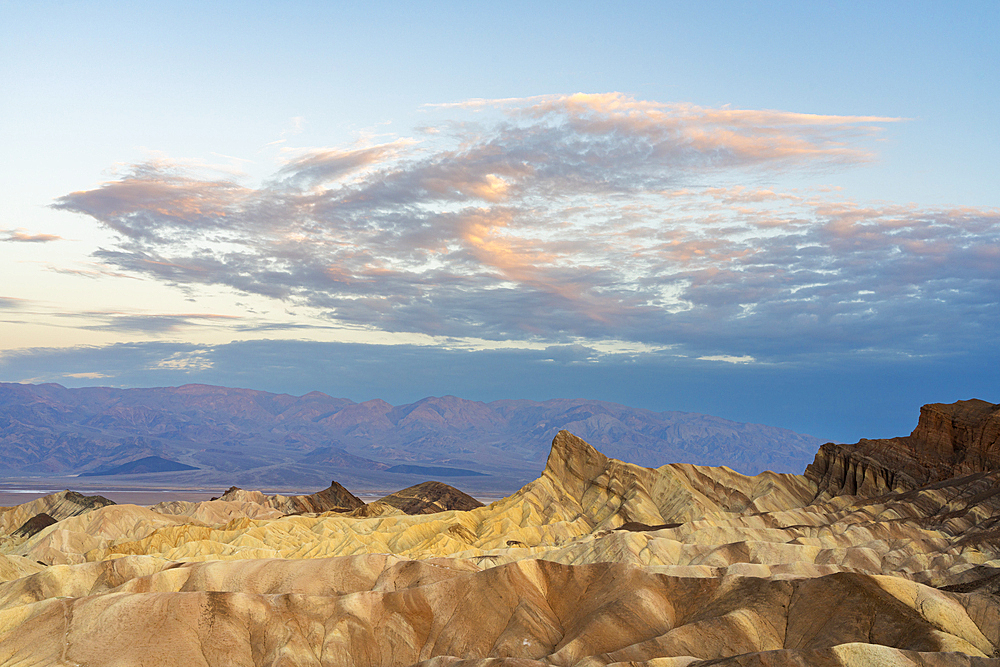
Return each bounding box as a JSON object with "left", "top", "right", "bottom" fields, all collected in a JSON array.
[
  {"left": 66, "top": 312, "right": 241, "bottom": 334},
  {"left": 52, "top": 94, "right": 998, "bottom": 360}
]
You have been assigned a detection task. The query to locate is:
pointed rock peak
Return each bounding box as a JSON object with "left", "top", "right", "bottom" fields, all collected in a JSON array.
[
  {"left": 219, "top": 486, "right": 244, "bottom": 500},
  {"left": 378, "top": 481, "right": 483, "bottom": 515},
  {"left": 61, "top": 491, "right": 116, "bottom": 510},
  {"left": 215, "top": 482, "right": 362, "bottom": 514},
  {"left": 543, "top": 430, "right": 610, "bottom": 480},
  {"left": 308, "top": 481, "right": 364, "bottom": 511}
]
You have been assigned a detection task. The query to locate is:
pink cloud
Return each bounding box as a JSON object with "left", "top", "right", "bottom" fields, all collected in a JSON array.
[
  {"left": 1, "top": 229, "right": 62, "bottom": 243},
  {"left": 49, "top": 95, "right": 998, "bottom": 360}
]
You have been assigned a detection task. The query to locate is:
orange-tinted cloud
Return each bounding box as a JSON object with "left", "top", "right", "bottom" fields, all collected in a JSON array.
[
  {"left": 49, "top": 95, "right": 998, "bottom": 361},
  {"left": 1, "top": 229, "right": 62, "bottom": 243}
]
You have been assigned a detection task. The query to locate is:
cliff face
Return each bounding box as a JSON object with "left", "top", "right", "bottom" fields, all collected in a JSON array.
[
  {"left": 806, "top": 399, "right": 1000, "bottom": 498},
  {"left": 910, "top": 400, "right": 1000, "bottom": 471}
]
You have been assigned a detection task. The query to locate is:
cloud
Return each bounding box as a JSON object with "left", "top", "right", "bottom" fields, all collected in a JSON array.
[
  {"left": 83, "top": 313, "right": 240, "bottom": 334},
  {"left": 154, "top": 349, "right": 214, "bottom": 371},
  {"left": 1, "top": 229, "right": 61, "bottom": 243},
  {"left": 61, "top": 311, "right": 241, "bottom": 334},
  {"left": 698, "top": 355, "right": 756, "bottom": 364},
  {"left": 47, "top": 265, "right": 140, "bottom": 280},
  {"left": 273, "top": 140, "right": 415, "bottom": 189},
  {"left": 0, "top": 297, "right": 27, "bottom": 309},
  {"left": 51, "top": 94, "right": 998, "bottom": 363}
]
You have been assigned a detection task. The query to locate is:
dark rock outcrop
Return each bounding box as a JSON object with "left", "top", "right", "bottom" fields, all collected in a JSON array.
[
  {"left": 59, "top": 490, "right": 116, "bottom": 513},
  {"left": 806, "top": 399, "right": 1000, "bottom": 498},
  {"left": 378, "top": 481, "right": 484, "bottom": 514},
  {"left": 616, "top": 521, "right": 683, "bottom": 532},
  {"left": 296, "top": 480, "right": 365, "bottom": 513},
  {"left": 12, "top": 512, "right": 57, "bottom": 538}
]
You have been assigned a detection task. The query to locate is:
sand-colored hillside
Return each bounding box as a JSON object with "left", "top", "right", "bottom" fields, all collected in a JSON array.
[
  {"left": 0, "top": 489, "right": 114, "bottom": 536},
  {"left": 0, "top": 422, "right": 999, "bottom": 665},
  {"left": 0, "top": 555, "right": 996, "bottom": 666}
]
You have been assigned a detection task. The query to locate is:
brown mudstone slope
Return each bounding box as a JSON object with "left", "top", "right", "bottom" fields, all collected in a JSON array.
[
  {"left": 378, "top": 481, "right": 485, "bottom": 514},
  {"left": 11, "top": 512, "right": 56, "bottom": 538},
  {"left": 0, "top": 401, "right": 999, "bottom": 666}
]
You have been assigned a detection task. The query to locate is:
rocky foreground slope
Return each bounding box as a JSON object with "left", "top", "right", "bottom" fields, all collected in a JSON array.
[{"left": 0, "top": 400, "right": 998, "bottom": 665}]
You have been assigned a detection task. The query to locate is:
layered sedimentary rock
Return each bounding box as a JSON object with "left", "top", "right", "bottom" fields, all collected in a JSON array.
[
  {"left": 0, "top": 402, "right": 998, "bottom": 666},
  {"left": 378, "top": 481, "right": 485, "bottom": 514},
  {"left": 146, "top": 481, "right": 366, "bottom": 527},
  {"left": 0, "top": 556, "right": 996, "bottom": 666},
  {"left": 11, "top": 512, "right": 56, "bottom": 538},
  {"left": 0, "top": 489, "right": 114, "bottom": 535},
  {"left": 806, "top": 399, "right": 1000, "bottom": 498},
  {"left": 219, "top": 480, "right": 365, "bottom": 514}
]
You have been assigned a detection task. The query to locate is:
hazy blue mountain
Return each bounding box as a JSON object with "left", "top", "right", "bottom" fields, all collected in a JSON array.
[{"left": 0, "top": 383, "right": 824, "bottom": 492}]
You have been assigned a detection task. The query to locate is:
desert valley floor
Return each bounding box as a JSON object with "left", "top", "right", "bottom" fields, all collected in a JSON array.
[{"left": 0, "top": 399, "right": 999, "bottom": 666}]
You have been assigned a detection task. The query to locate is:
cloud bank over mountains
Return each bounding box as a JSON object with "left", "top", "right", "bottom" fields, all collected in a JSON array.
[{"left": 50, "top": 93, "right": 998, "bottom": 363}]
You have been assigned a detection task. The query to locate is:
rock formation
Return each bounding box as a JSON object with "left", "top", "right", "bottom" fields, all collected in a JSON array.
[
  {"left": 0, "top": 400, "right": 998, "bottom": 665},
  {"left": 11, "top": 512, "right": 56, "bottom": 538},
  {"left": 0, "top": 489, "right": 114, "bottom": 535},
  {"left": 217, "top": 480, "right": 365, "bottom": 514},
  {"left": 806, "top": 398, "right": 1000, "bottom": 497},
  {"left": 377, "top": 481, "right": 485, "bottom": 514},
  {"left": 148, "top": 481, "right": 366, "bottom": 526}
]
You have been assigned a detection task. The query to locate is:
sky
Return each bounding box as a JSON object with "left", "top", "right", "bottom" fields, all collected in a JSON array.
[{"left": 1, "top": 1, "right": 997, "bottom": 444}]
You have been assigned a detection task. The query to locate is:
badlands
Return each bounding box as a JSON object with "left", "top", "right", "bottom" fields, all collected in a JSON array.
[{"left": 0, "top": 399, "right": 998, "bottom": 666}]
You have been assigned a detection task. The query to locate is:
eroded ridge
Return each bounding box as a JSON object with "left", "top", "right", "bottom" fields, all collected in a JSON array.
[{"left": 0, "top": 402, "right": 998, "bottom": 666}]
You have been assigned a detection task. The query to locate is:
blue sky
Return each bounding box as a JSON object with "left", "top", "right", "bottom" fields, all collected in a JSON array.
[{"left": 1, "top": 1, "right": 997, "bottom": 444}]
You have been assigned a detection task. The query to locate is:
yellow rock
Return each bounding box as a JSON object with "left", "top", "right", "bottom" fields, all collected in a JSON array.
[{"left": 0, "top": 430, "right": 997, "bottom": 665}]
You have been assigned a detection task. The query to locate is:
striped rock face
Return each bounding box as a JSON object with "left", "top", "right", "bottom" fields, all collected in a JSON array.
[{"left": 1, "top": 405, "right": 1000, "bottom": 666}]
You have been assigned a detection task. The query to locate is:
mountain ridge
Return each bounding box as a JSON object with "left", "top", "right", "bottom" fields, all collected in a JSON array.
[{"left": 0, "top": 382, "right": 825, "bottom": 491}]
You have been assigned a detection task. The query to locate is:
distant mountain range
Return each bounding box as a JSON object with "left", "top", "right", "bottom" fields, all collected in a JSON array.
[{"left": 0, "top": 382, "right": 824, "bottom": 492}]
